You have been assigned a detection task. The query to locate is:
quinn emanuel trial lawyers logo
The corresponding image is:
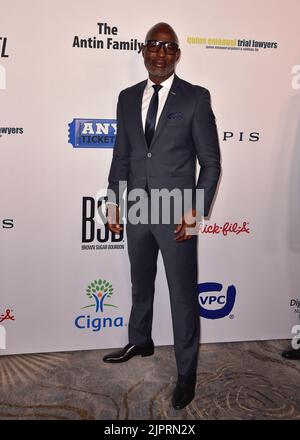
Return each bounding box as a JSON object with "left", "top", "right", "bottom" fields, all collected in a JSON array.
[{"left": 74, "top": 279, "right": 125, "bottom": 332}]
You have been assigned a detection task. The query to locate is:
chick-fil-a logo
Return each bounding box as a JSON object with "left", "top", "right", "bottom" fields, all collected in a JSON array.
[
  {"left": 200, "top": 221, "right": 250, "bottom": 236},
  {"left": 0, "top": 308, "right": 15, "bottom": 350}
]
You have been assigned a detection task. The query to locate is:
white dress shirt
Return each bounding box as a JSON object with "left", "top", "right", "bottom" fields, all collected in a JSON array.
[{"left": 141, "top": 73, "right": 174, "bottom": 131}]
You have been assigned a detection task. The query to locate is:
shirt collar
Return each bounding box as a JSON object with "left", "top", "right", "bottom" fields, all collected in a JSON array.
[{"left": 146, "top": 73, "right": 175, "bottom": 91}]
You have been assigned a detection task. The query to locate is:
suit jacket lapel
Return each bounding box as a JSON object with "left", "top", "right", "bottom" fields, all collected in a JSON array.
[
  {"left": 149, "top": 74, "right": 180, "bottom": 150},
  {"left": 133, "top": 80, "right": 148, "bottom": 150}
]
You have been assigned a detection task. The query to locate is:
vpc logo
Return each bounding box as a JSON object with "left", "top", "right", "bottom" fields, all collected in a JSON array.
[
  {"left": 198, "top": 282, "right": 236, "bottom": 319},
  {"left": 74, "top": 279, "right": 125, "bottom": 332}
]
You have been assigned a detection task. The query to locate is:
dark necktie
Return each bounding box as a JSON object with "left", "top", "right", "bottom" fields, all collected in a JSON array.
[{"left": 145, "top": 84, "right": 162, "bottom": 147}]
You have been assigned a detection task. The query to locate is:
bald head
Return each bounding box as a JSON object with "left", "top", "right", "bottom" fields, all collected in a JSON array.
[{"left": 145, "top": 22, "right": 179, "bottom": 45}]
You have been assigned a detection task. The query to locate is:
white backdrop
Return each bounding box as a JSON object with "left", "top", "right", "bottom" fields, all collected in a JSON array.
[{"left": 1, "top": 0, "right": 300, "bottom": 355}]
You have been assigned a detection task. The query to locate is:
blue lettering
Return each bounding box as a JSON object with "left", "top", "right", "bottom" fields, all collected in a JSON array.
[
  {"left": 75, "top": 315, "right": 125, "bottom": 331},
  {"left": 75, "top": 315, "right": 85, "bottom": 329},
  {"left": 114, "top": 317, "right": 123, "bottom": 327},
  {"left": 198, "top": 283, "right": 236, "bottom": 319},
  {"left": 199, "top": 296, "right": 209, "bottom": 305},
  {"left": 92, "top": 318, "right": 101, "bottom": 331},
  {"left": 86, "top": 315, "right": 91, "bottom": 328},
  {"left": 103, "top": 317, "right": 113, "bottom": 328}
]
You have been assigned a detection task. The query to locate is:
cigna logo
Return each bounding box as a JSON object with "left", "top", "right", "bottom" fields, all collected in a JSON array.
[
  {"left": 74, "top": 279, "right": 125, "bottom": 332},
  {"left": 198, "top": 282, "right": 236, "bottom": 319}
]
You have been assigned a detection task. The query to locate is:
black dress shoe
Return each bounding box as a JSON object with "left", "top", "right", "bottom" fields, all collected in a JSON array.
[
  {"left": 103, "top": 342, "right": 154, "bottom": 363},
  {"left": 282, "top": 348, "right": 300, "bottom": 360},
  {"left": 172, "top": 373, "right": 196, "bottom": 410}
]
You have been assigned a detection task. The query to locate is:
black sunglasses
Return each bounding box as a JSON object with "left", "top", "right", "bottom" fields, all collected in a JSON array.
[{"left": 144, "top": 40, "right": 179, "bottom": 55}]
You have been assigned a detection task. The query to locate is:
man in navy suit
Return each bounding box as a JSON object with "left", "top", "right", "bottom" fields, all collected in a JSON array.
[{"left": 103, "top": 22, "right": 221, "bottom": 410}]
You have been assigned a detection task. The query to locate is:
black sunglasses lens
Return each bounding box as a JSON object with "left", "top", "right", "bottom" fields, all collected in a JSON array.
[
  {"left": 146, "top": 40, "right": 178, "bottom": 54},
  {"left": 147, "top": 41, "right": 159, "bottom": 51},
  {"left": 165, "top": 43, "right": 178, "bottom": 54}
]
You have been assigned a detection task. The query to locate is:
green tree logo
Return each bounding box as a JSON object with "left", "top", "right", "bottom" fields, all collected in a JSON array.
[{"left": 81, "top": 279, "right": 117, "bottom": 313}]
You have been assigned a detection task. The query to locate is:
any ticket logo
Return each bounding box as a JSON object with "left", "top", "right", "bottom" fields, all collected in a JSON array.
[{"left": 68, "top": 118, "right": 116, "bottom": 148}]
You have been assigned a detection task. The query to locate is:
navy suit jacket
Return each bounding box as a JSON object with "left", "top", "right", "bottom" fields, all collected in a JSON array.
[{"left": 108, "top": 74, "right": 221, "bottom": 217}]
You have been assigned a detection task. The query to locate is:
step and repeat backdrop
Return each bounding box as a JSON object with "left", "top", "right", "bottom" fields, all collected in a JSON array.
[{"left": 1, "top": 0, "right": 300, "bottom": 355}]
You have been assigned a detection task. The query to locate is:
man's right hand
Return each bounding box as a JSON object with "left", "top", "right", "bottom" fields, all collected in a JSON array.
[{"left": 106, "top": 204, "right": 123, "bottom": 233}]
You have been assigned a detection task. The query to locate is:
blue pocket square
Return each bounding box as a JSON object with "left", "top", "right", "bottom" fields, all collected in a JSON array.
[{"left": 168, "top": 111, "right": 183, "bottom": 119}]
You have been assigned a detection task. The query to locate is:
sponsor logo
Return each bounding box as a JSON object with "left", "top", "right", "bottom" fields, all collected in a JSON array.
[
  {"left": 68, "top": 118, "right": 116, "bottom": 148},
  {"left": 0, "top": 37, "right": 9, "bottom": 90},
  {"left": 81, "top": 196, "right": 124, "bottom": 250},
  {"left": 0, "top": 325, "right": 6, "bottom": 349},
  {"left": 223, "top": 131, "right": 260, "bottom": 142},
  {"left": 0, "top": 309, "right": 14, "bottom": 323},
  {"left": 73, "top": 22, "right": 143, "bottom": 53},
  {"left": 0, "top": 127, "right": 24, "bottom": 138},
  {"left": 200, "top": 221, "right": 250, "bottom": 236},
  {"left": 0, "top": 308, "right": 15, "bottom": 350},
  {"left": 291, "top": 325, "right": 300, "bottom": 350},
  {"left": 74, "top": 279, "right": 126, "bottom": 332},
  {"left": 0, "top": 65, "right": 6, "bottom": 90},
  {"left": 292, "top": 65, "right": 300, "bottom": 90},
  {"left": 2, "top": 219, "right": 14, "bottom": 229},
  {"left": 290, "top": 298, "right": 300, "bottom": 314},
  {"left": 187, "top": 36, "right": 278, "bottom": 53},
  {"left": 198, "top": 282, "right": 236, "bottom": 319},
  {"left": 0, "top": 37, "right": 9, "bottom": 58}
]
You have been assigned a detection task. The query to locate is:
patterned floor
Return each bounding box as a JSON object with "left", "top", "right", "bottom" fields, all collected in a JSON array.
[{"left": 0, "top": 340, "right": 299, "bottom": 420}]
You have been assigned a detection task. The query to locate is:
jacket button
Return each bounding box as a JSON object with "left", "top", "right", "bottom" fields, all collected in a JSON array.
[{"left": 147, "top": 152, "right": 152, "bottom": 158}]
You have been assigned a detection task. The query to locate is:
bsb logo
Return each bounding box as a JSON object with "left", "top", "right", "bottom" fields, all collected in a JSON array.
[
  {"left": 74, "top": 279, "right": 125, "bottom": 332},
  {"left": 198, "top": 282, "right": 236, "bottom": 319},
  {"left": 82, "top": 196, "right": 124, "bottom": 246},
  {"left": 68, "top": 118, "right": 117, "bottom": 148}
]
